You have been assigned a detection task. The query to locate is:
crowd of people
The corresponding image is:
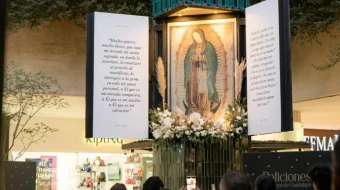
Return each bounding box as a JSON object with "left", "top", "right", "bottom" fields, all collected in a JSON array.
[{"left": 109, "top": 135, "right": 340, "bottom": 190}]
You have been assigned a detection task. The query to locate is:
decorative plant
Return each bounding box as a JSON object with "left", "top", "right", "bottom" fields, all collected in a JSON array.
[
  {"left": 149, "top": 106, "right": 228, "bottom": 147},
  {"left": 2, "top": 63, "right": 69, "bottom": 160},
  {"left": 234, "top": 58, "right": 246, "bottom": 99},
  {"left": 224, "top": 98, "right": 248, "bottom": 139},
  {"left": 149, "top": 58, "right": 248, "bottom": 148},
  {"left": 155, "top": 57, "right": 166, "bottom": 109}
]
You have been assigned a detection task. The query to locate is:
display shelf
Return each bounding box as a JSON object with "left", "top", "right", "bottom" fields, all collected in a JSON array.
[
  {"left": 124, "top": 162, "right": 141, "bottom": 165},
  {"left": 78, "top": 171, "right": 93, "bottom": 173},
  {"left": 75, "top": 167, "right": 98, "bottom": 190}
]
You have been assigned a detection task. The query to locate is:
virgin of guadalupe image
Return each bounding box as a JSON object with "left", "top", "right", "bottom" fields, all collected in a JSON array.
[{"left": 183, "top": 28, "right": 221, "bottom": 116}]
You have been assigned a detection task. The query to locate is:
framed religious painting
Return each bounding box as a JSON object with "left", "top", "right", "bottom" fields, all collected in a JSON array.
[{"left": 167, "top": 19, "right": 236, "bottom": 120}]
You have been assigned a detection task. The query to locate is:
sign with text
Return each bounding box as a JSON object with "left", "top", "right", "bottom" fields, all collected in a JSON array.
[
  {"left": 304, "top": 129, "right": 340, "bottom": 151},
  {"left": 86, "top": 12, "right": 149, "bottom": 138},
  {"left": 243, "top": 152, "right": 331, "bottom": 190},
  {"left": 26, "top": 156, "right": 57, "bottom": 190},
  {"left": 246, "top": 0, "right": 293, "bottom": 136},
  {"left": 85, "top": 137, "right": 123, "bottom": 146}
]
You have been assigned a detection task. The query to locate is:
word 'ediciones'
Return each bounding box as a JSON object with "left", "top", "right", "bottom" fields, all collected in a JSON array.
[
  {"left": 86, "top": 138, "right": 123, "bottom": 146},
  {"left": 262, "top": 171, "right": 311, "bottom": 182}
]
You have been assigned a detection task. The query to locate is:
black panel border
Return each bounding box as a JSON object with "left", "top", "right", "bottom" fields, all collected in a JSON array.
[
  {"left": 278, "top": 0, "right": 293, "bottom": 132},
  {"left": 85, "top": 13, "right": 94, "bottom": 138}
]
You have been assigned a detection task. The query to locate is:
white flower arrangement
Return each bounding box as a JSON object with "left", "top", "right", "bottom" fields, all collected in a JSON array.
[
  {"left": 149, "top": 102, "right": 248, "bottom": 146},
  {"left": 223, "top": 97, "right": 248, "bottom": 138},
  {"left": 149, "top": 107, "right": 228, "bottom": 145}
]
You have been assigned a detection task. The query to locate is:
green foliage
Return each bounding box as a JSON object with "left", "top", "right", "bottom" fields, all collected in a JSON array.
[
  {"left": 6, "top": 0, "right": 339, "bottom": 42},
  {"left": 224, "top": 97, "right": 248, "bottom": 139},
  {"left": 312, "top": 44, "right": 340, "bottom": 71},
  {"left": 250, "top": 0, "right": 340, "bottom": 43},
  {"left": 251, "top": 0, "right": 340, "bottom": 70},
  {"left": 289, "top": 0, "right": 340, "bottom": 70},
  {"left": 290, "top": 0, "right": 340, "bottom": 44},
  {"left": 6, "top": 0, "right": 152, "bottom": 32},
  {"left": 3, "top": 62, "right": 69, "bottom": 160}
]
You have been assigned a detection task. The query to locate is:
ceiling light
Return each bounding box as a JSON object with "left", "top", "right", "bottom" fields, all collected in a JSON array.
[{"left": 178, "top": 13, "right": 183, "bottom": 16}]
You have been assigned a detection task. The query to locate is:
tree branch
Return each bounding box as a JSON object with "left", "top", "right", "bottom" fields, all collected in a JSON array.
[
  {"left": 15, "top": 102, "right": 49, "bottom": 139},
  {"left": 3, "top": 62, "right": 69, "bottom": 160}
]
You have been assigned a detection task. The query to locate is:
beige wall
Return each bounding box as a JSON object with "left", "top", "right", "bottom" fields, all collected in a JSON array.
[
  {"left": 293, "top": 96, "right": 340, "bottom": 129},
  {"left": 251, "top": 122, "right": 304, "bottom": 141},
  {"left": 8, "top": 96, "right": 140, "bottom": 154},
  {"left": 5, "top": 22, "right": 86, "bottom": 96},
  {"left": 291, "top": 27, "right": 340, "bottom": 102},
  {"left": 5, "top": 21, "right": 340, "bottom": 101}
]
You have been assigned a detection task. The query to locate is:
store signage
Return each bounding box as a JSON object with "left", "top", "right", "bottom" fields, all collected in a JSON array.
[
  {"left": 243, "top": 151, "right": 331, "bottom": 190},
  {"left": 26, "top": 156, "right": 57, "bottom": 190},
  {"left": 36, "top": 159, "right": 57, "bottom": 180},
  {"left": 86, "top": 12, "right": 149, "bottom": 138},
  {"left": 86, "top": 138, "right": 123, "bottom": 146},
  {"left": 246, "top": 0, "right": 293, "bottom": 136},
  {"left": 303, "top": 135, "right": 339, "bottom": 151}
]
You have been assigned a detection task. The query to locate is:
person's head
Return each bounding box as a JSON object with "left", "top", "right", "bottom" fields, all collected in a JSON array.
[
  {"left": 110, "top": 183, "right": 127, "bottom": 190},
  {"left": 191, "top": 28, "right": 206, "bottom": 44},
  {"left": 255, "top": 175, "right": 276, "bottom": 190},
  {"left": 143, "top": 176, "right": 164, "bottom": 190},
  {"left": 308, "top": 162, "right": 331, "bottom": 190},
  {"left": 220, "top": 171, "right": 252, "bottom": 190}
]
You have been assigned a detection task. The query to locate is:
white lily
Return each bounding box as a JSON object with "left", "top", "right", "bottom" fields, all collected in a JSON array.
[
  {"left": 199, "top": 118, "right": 205, "bottom": 125},
  {"left": 151, "top": 122, "right": 158, "bottom": 128},
  {"left": 201, "top": 130, "right": 207, "bottom": 136},
  {"left": 189, "top": 112, "right": 201, "bottom": 126},
  {"left": 235, "top": 128, "right": 240, "bottom": 134},
  {"left": 152, "top": 129, "right": 163, "bottom": 139},
  {"left": 164, "top": 117, "right": 173, "bottom": 127}
]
